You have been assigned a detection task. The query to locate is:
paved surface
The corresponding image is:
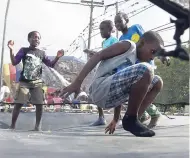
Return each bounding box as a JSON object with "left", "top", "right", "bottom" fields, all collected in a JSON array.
[{"left": 0, "top": 112, "right": 189, "bottom": 158}]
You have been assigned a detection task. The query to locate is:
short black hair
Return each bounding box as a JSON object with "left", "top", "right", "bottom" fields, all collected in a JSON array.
[
  {"left": 141, "top": 31, "right": 164, "bottom": 46},
  {"left": 28, "top": 31, "right": 41, "bottom": 40},
  {"left": 116, "top": 12, "right": 129, "bottom": 22},
  {"left": 100, "top": 20, "right": 114, "bottom": 31}
]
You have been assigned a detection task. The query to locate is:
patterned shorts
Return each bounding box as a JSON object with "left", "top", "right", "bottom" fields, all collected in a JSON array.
[{"left": 105, "top": 63, "right": 161, "bottom": 109}]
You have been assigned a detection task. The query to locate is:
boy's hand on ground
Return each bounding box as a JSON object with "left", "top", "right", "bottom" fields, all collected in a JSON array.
[
  {"left": 59, "top": 81, "right": 81, "bottom": 100},
  {"left": 7, "top": 40, "right": 14, "bottom": 50},
  {"left": 105, "top": 119, "right": 117, "bottom": 134}
]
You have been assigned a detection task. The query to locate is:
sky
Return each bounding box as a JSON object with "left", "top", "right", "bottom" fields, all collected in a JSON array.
[{"left": 0, "top": 0, "right": 189, "bottom": 64}]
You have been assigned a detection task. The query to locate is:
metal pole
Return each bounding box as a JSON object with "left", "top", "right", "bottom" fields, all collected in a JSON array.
[
  {"left": 115, "top": 1, "right": 119, "bottom": 38},
  {"left": 87, "top": 0, "right": 94, "bottom": 49},
  {"left": 0, "top": 0, "right": 11, "bottom": 88}
]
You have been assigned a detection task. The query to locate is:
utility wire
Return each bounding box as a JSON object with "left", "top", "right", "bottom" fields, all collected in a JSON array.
[
  {"left": 67, "top": 1, "right": 140, "bottom": 51},
  {"left": 46, "top": 0, "right": 104, "bottom": 7}
]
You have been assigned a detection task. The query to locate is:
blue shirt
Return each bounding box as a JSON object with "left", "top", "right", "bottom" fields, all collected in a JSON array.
[
  {"left": 119, "top": 24, "right": 144, "bottom": 43},
  {"left": 102, "top": 36, "right": 118, "bottom": 49},
  {"left": 119, "top": 24, "right": 156, "bottom": 69}
]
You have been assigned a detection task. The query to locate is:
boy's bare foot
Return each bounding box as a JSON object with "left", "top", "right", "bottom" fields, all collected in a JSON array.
[
  {"left": 9, "top": 124, "right": 15, "bottom": 130},
  {"left": 30, "top": 126, "right": 42, "bottom": 132}
]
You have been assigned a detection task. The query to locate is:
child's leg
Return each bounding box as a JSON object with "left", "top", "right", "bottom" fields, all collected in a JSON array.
[
  {"left": 125, "top": 70, "right": 152, "bottom": 115},
  {"left": 146, "top": 104, "right": 161, "bottom": 119},
  {"left": 122, "top": 70, "right": 155, "bottom": 137},
  {"left": 91, "top": 107, "right": 107, "bottom": 126},
  {"left": 138, "top": 75, "right": 163, "bottom": 117},
  {"left": 105, "top": 63, "right": 155, "bottom": 137},
  {"left": 10, "top": 82, "right": 29, "bottom": 129},
  {"left": 137, "top": 75, "right": 163, "bottom": 129},
  {"left": 145, "top": 104, "right": 161, "bottom": 128},
  {"left": 119, "top": 104, "right": 124, "bottom": 120},
  {"left": 30, "top": 83, "right": 44, "bottom": 131},
  {"left": 98, "top": 107, "right": 104, "bottom": 118},
  {"left": 35, "top": 105, "right": 43, "bottom": 131},
  {"left": 10, "top": 104, "right": 22, "bottom": 129}
]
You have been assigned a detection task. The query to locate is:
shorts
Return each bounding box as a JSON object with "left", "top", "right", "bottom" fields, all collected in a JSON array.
[
  {"left": 14, "top": 80, "right": 44, "bottom": 105},
  {"left": 105, "top": 63, "right": 161, "bottom": 109}
]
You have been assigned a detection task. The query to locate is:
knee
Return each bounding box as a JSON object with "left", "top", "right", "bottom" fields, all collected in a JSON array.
[
  {"left": 153, "top": 75, "right": 163, "bottom": 92},
  {"left": 138, "top": 63, "right": 154, "bottom": 84},
  {"left": 143, "top": 71, "right": 153, "bottom": 85}
]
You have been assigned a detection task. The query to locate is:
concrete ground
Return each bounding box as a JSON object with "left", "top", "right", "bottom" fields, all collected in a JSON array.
[{"left": 0, "top": 112, "right": 189, "bottom": 158}]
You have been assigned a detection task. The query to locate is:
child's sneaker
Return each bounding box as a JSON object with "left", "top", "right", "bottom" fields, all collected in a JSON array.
[
  {"left": 91, "top": 117, "right": 107, "bottom": 126},
  {"left": 147, "top": 115, "right": 161, "bottom": 129}
]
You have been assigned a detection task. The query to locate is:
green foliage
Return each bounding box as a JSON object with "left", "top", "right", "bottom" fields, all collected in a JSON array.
[{"left": 154, "top": 44, "right": 189, "bottom": 104}]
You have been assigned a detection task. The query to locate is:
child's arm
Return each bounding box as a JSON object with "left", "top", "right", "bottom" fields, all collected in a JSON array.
[
  {"left": 76, "top": 41, "right": 131, "bottom": 83},
  {"left": 42, "top": 55, "right": 59, "bottom": 68},
  {"left": 105, "top": 105, "right": 121, "bottom": 134},
  {"left": 113, "top": 105, "right": 122, "bottom": 122},
  {"left": 7, "top": 40, "right": 25, "bottom": 66},
  {"left": 42, "top": 50, "right": 64, "bottom": 68},
  {"left": 60, "top": 41, "right": 132, "bottom": 98}
]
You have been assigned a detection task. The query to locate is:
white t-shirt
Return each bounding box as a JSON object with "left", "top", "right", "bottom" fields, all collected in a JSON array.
[
  {"left": 89, "top": 40, "right": 137, "bottom": 108},
  {"left": 0, "top": 86, "right": 10, "bottom": 101}
]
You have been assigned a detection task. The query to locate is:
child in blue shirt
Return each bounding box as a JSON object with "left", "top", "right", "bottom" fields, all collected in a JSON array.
[
  {"left": 115, "top": 12, "right": 156, "bottom": 68},
  {"left": 84, "top": 20, "right": 118, "bottom": 126},
  {"left": 101, "top": 21, "right": 118, "bottom": 49},
  {"left": 84, "top": 20, "right": 118, "bottom": 57}
]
